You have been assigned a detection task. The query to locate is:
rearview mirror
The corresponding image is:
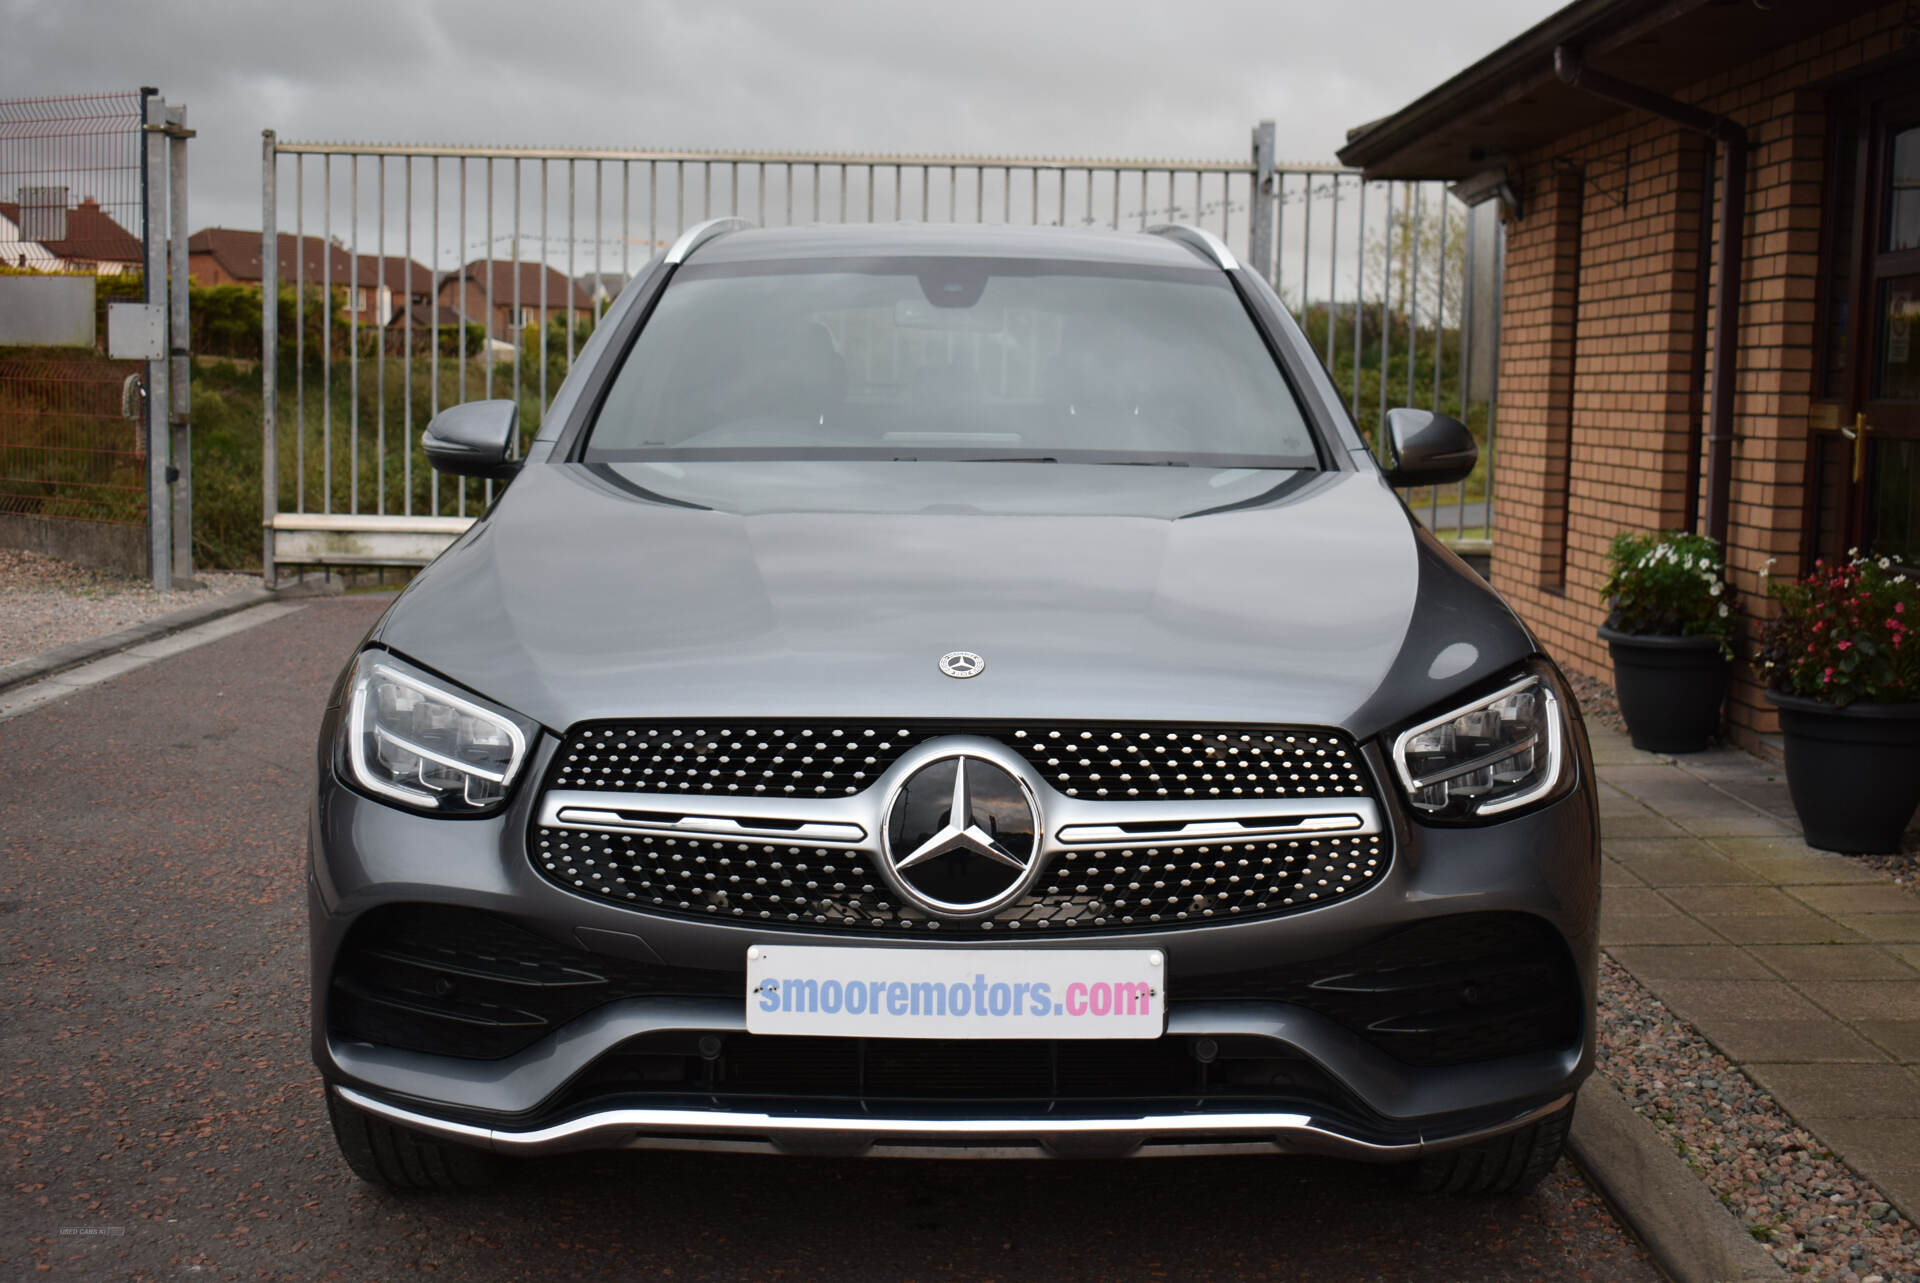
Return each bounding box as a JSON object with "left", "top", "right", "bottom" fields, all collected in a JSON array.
[
  {"left": 423, "top": 400, "right": 521, "bottom": 479},
  {"left": 1382, "top": 408, "right": 1477, "bottom": 488}
]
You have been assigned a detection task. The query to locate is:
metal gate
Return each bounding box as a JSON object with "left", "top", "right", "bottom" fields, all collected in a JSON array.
[
  {"left": 0, "top": 88, "right": 192, "bottom": 589},
  {"left": 258, "top": 123, "right": 1499, "bottom": 581}
]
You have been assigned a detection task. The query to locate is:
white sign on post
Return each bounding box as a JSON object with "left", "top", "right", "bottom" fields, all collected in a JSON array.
[{"left": 106, "top": 302, "right": 166, "bottom": 360}]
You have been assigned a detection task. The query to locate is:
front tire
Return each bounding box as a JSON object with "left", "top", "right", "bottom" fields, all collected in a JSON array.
[
  {"left": 326, "top": 1091, "right": 505, "bottom": 1191},
  {"left": 1405, "top": 1100, "right": 1574, "bottom": 1196}
]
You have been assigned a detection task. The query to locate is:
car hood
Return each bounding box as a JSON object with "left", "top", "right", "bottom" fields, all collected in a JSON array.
[{"left": 373, "top": 460, "right": 1536, "bottom": 742}]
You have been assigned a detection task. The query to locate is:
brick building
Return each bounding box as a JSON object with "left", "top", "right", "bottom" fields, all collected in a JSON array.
[
  {"left": 0, "top": 197, "right": 141, "bottom": 274},
  {"left": 437, "top": 260, "right": 594, "bottom": 344},
  {"left": 188, "top": 228, "right": 432, "bottom": 327},
  {"left": 1340, "top": 0, "right": 1920, "bottom": 751}
]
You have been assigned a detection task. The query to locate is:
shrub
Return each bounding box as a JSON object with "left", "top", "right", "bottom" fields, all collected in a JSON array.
[
  {"left": 1758, "top": 553, "right": 1918, "bottom": 706},
  {"left": 1601, "top": 530, "right": 1736, "bottom": 656}
]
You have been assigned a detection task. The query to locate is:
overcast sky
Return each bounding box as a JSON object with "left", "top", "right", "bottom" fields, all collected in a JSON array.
[{"left": 4, "top": 0, "right": 1563, "bottom": 244}]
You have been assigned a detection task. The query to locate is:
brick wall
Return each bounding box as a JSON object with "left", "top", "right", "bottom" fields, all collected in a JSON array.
[{"left": 1488, "top": 3, "right": 1916, "bottom": 751}]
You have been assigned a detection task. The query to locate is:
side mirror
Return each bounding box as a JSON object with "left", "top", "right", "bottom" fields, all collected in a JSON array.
[
  {"left": 423, "top": 400, "right": 521, "bottom": 479},
  {"left": 1382, "top": 407, "right": 1477, "bottom": 487}
]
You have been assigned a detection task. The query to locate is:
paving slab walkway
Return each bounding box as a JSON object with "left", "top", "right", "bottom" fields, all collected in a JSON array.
[{"left": 1594, "top": 723, "right": 1920, "bottom": 1224}]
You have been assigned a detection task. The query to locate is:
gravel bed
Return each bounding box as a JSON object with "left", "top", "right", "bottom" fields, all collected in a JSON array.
[
  {"left": 0, "top": 548, "right": 257, "bottom": 675},
  {"left": 1599, "top": 954, "right": 1920, "bottom": 1280},
  {"left": 1858, "top": 845, "right": 1920, "bottom": 889},
  {"left": 1567, "top": 670, "right": 1628, "bottom": 737}
]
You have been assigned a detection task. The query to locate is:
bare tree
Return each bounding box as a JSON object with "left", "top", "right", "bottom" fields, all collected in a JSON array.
[{"left": 1364, "top": 190, "right": 1465, "bottom": 325}]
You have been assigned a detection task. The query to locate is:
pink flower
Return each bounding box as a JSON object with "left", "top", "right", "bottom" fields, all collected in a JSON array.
[{"left": 1837, "top": 640, "right": 1853, "bottom": 651}]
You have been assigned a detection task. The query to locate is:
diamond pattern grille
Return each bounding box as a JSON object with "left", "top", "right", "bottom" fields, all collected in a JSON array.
[
  {"left": 530, "top": 827, "right": 1387, "bottom": 934},
  {"left": 533, "top": 720, "right": 1386, "bottom": 936}
]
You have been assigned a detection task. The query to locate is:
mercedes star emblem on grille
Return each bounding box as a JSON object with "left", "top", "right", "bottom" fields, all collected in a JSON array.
[
  {"left": 937, "top": 651, "right": 985, "bottom": 678},
  {"left": 881, "top": 752, "right": 1041, "bottom": 918}
]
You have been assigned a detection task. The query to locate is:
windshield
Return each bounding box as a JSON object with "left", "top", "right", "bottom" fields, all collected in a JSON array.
[{"left": 581, "top": 257, "right": 1321, "bottom": 468}]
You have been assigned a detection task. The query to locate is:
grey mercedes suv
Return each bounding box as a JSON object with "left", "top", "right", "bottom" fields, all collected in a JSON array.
[{"left": 312, "top": 220, "right": 1598, "bottom": 1195}]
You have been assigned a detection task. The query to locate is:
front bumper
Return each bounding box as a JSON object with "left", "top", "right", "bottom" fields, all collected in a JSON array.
[
  {"left": 335, "top": 1081, "right": 1575, "bottom": 1161},
  {"left": 312, "top": 730, "right": 1600, "bottom": 1158}
]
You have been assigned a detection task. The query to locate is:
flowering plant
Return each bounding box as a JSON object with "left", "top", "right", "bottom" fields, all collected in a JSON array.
[
  {"left": 1758, "top": 553, "right": 1918, "bottom": 706},
  {"left": 1601, "top": 531, "right": 1737, "bottom": 656}
]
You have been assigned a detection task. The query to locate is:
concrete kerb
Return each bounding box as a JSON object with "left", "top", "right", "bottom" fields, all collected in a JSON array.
[
  {"left": 0, "top": 586, "right": 276, "bottom": 695},
  {"left": 1570, "top": 1076, "right": 1789, "bottom": 1283}
]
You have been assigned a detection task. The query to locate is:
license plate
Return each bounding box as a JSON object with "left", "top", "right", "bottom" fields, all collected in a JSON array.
[{"left": 745, "top": 944, "right": 1166, "bottom": 1039}]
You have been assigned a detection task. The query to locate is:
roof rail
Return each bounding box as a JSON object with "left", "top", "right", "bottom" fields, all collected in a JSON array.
[
  {"left": 664, "top": 216, "right": 755, "bottom": 265},
  {"left": 1144, "top": 223, "right": 1237, "bottom": 271}
]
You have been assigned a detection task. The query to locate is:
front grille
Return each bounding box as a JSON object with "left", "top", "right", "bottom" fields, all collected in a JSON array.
[
  {"left": 1183, "top": 912, "right": 1583, "bottom": 1067},
  {"left": 531, "top": 828, "right": 1386, "bottom": 933},
  {"left": 541, "top": 1032, "right": 1373, "bottom": 1124},
  {"left": 533, "top": 719, "right": 1388, "bottom": 935},
  {"left": 548, "top": 721, "right": 1370, "bottom": 800},
  {"left": 327, "top": 905, "right": 734, "bottom": 1060}
]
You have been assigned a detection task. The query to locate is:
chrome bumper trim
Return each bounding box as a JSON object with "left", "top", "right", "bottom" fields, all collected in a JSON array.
[{"left": 334, "top": 1085, "right": 1572, "bottom": 1162}]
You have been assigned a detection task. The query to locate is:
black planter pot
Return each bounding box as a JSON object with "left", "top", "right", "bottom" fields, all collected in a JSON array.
[
  {"left": 1767, "top": 691, "right": 1920, "bottom": 855},
  {"left": 1598, "top": 626, "right": 1730, "bottom": 753}
]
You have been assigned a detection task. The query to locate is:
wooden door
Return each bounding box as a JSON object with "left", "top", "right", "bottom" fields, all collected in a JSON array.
[{"left": 1835, "top": 91, "right": 1920, "bottom": 567}]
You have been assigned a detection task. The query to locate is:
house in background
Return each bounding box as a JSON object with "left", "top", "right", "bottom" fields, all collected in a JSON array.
[
  {"left": 1340, "top": 0, "right": 1920, "bottom": 752},
  {"left": 575, "top": 272, "right": 629, "bottom": 309},
  {"left": 0, "top": 206, "right": 64, "bottom": 271},
  {"left": 188, "top": 228, "right": 432, "bottom": 327},
  {"left": 437, "top": 260, "right": 594, "bottom": 345},
  {"left": 0, "top": 197, "right": 141, "bottom": 273}
]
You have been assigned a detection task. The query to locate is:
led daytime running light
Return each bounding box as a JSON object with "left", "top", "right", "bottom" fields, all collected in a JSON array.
[
  {"left": 1391, "top": 674, "right": 1566, "bottom": 820},
  {"left": 343, "top": 655, "right": 532, "bottom": 813}
]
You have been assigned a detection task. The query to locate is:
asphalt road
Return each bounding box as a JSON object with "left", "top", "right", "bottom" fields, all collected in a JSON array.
[{"left": 2, "top": 596, "right": 1660, "bottom": 1282}]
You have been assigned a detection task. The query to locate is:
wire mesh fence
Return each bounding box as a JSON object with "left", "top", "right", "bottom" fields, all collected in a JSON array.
[
  {"left": 0, "top": 91, "right": 148, "bottom": 529},
  {"left": 0, "top": 357, "right": 144, "bottom": 522}
]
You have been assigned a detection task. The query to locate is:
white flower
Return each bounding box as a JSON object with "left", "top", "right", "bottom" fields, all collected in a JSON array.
[
  {"left": 1880, "top": 557, "right": 1892, "bottom": 570},
  {"left": 1849, "top": 547, "right": 1860, "bottom": 557},
  {"left": 1710, "top": 581, "right": 1723, "bottom": 597},
  {"left": 1718, "top": 602, "right": 1729, "bottom": 617}
]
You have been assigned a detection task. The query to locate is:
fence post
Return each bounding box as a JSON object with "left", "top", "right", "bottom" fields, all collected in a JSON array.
[
  {"left": 1248, "top": 121, "right": 1276, "bottom": 286},
  {"left": 141, "top": 89, "right": 172, "bottom": 592},
  {"left": 166, "top": 102, "right": 194, "bottom": 584},
  {"left": 261, "top": 131, "right": 277, "bottom": 587}
]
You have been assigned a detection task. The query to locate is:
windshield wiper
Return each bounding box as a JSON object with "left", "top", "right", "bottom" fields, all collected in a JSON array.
[{"left": 948, "top": 455, "right": 1060, "bottom": 463}]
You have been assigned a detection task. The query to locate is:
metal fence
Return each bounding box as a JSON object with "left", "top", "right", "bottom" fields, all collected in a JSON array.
[
  {"left": 0, "top": 89, "right": 193, "bottom": 589},
  {"left": 259, "top": 125, "right": 1499, "bottom": 579},
  {"left": 0, "top": 93, "right": 146, "bottom": 527}
]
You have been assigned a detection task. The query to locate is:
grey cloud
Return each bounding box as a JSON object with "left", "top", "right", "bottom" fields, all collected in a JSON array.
[{"left": 3, "top": 0, "right": 1562, "bottom": 235}]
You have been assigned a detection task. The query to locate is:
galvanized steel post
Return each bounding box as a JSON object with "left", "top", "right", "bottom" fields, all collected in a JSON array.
[
  {"left": 1248, "top": 121, "right": 1275, "bottom": 287},
  {"left": 166, "top": 102, "right": 194, "bottom": 583},
  {"left": 141, "top": 89, "right": 171, "bottom": 591},
  {"left": 261, "top": 130, "right": 277, "bottom": 586}
]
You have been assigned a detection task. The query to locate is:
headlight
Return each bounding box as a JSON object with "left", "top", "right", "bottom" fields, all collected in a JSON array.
[
  {"left": 1392, "top": 670, "right": 1568, "bottom": 821},
  {"left": 338, "top": 651, "right": 537, "bottom": 815}
]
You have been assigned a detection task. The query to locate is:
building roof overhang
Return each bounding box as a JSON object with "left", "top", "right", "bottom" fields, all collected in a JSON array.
[{"left": 1337, "top": 0, "right": 1888, "bottom": 179}]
